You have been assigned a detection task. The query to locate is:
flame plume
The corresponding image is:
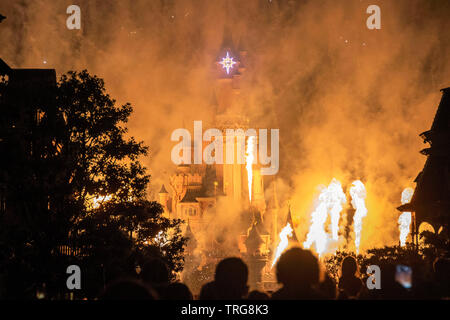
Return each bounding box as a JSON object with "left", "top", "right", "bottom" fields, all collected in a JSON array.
[
  {"left": 271, "top": 222, "right": 293, "bottom": 268},
  {"left": 303, "top": 179, "right": 346, "bottom": 256},
  {"left": 398, "top": 187, "right": 414, "bottom": 247},
  {"left": 350, "top": 180, "right": 368, "bottom": 253},
  {"left": 245, "top": 136, "right": 255, "bottom": 203},
  {"left": 328, "top": 181, "right": 347, "bottom": 241}
]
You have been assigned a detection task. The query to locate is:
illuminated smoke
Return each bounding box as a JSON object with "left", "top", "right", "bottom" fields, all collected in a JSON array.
[{"left": 2, "top": 0, "right": 448, "bottom": 253}]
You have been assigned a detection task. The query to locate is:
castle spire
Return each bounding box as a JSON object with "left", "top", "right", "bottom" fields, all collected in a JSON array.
[
  {"left": 430, "top": 87, "right": 450, "bottom": 132},
  {"left": 159, "top": 184, "right": 168, "bottom": 194},
  {"left": 185, "top": 219, "right": 197, "bottom": 252},
  {"left": 216, "top": 24, "right": 239, "bottom": 77},
  {"left": 245, "top": 218, "right": 263, "bottom": 255},
  {"left": 286, "top": 204, "right": 299, "bottom": 242},
  {"left": 220, "top": 24, "right": 235, "bottom": 54}
]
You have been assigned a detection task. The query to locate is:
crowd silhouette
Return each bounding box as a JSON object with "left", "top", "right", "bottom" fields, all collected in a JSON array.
[{"left": 99, "top": 247, "right": 450, "bottom": 300}]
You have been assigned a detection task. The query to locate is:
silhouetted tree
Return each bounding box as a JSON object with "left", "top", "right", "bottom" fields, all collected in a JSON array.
[
  {"left": 56, "top": 70, "right": 186, "bottom": 298},
  {"left": 0, "top": 70, "right": 186, "bottom": 299},
  {"left": 420, "top": 230, "right": 450, "bottom": 261}
]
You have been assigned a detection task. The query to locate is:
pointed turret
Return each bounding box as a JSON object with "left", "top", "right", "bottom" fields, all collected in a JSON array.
[
  {"left": 159, "top": 184, "right": 168, "bottom": 194},
  {"left": 253, "top": 209, "right": 269, "bottom": 236},
  {"left": 218, "top": 25, "right": 236, "bottom": 56},
  {"left": 158, "top": 184, "right": 170, "bottom": 214},
  {"left": 286, "top": 205, "right": 299, "bottom": 242},
  {"left": 430, "top": 87, "right": 450, "bottom": 133},
  {"left": 185, "top": 219, "right": 197, "bottom": 253},
  {"left": 245, "top": 220, "right": 264, "bottom": 255},
  {"left": 218, "top": 0, "right": 235, "bottom": 57},
  {"left": 216, "top": 25, "right": 240, "bottom": 78}
]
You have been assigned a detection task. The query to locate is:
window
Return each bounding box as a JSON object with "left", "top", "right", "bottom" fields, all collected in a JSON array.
[{"left": 188, "top": 207, "right": 197, "bottom": 216}]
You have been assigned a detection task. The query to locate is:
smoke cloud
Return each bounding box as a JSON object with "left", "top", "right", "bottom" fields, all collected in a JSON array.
[{"left": 1, "top": 0, "right": 449, "bottom": 251}]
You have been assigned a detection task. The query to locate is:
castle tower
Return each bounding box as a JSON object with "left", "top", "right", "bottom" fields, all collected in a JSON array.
[
  {"left": 212, "top": 26, "right": 266, "bottom": 208},
  {"left": 167, "top": 25, "right": 267, "bottom": 263},
  {"left": 214, "top": 26, "right": 246, "bottom": 203},
  {"left": 244, "top": 215, "right": 269, "bottom": 291}
]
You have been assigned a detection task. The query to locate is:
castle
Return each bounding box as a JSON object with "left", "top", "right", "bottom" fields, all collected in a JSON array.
[{"left": 156, "top": 28, "right": 286, "bottom": 290}]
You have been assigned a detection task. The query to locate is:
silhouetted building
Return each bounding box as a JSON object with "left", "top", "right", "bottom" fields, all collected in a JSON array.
[
  {"left": 0, "top": 58, "right": 58, "bottom": 221},
  {"left": 398, "top": 88, "right": 450, "bottom": 241}
]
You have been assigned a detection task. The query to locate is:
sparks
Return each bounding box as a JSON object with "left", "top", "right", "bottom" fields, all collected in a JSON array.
[
  {"left": 219, "top": 51, "right": 237, "bottom": 74},
  {"left": 350, "top": 180, "right": 368, "bottom": 253},
  {"left": 398, "top": 187, "right": 414, "bottom": 247},
  {"left": 271, "top": 222, "right": 293, "bottom": 268}
]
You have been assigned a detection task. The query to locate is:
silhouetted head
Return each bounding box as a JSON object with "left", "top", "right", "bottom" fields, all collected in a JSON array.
[
  {"left": 247, "top": 290, "right": 270, "bottom": 300},
  {"left": 276, "top": 248, "right": 319, "bottom": 288},
  {"left": 319, "top": 273, "right": 337, "bottom": 299},
  {"left": 141, "top": 258, "right": 170, "bottom": 286},
  {"left": 214, "top": 257, "right": 249, "bottom": 299},
  {"left": 100, "top": 278, "right": 156, "bottom": 300},
  {"left": 163, "top": 282, "right": 193, "bottom": 300},
  {"left": 341, "top": 256, "right": 358, "bottom": 278},
  {"left": 199, "top": 281, "right": 217, "bottom": 300}
]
